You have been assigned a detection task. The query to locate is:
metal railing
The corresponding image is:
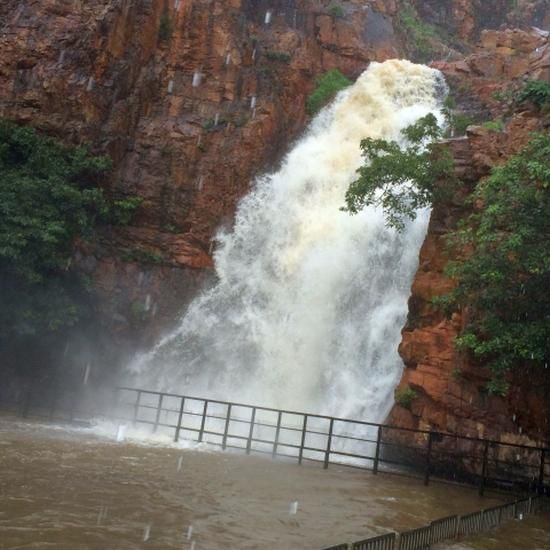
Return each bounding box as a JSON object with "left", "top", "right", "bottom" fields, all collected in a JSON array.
[
  {"left": 323, "top": 496, "right": 546, "bottom": 550},
  {"left": 3, "top": 383, "right": 548, "bottom": 498}
]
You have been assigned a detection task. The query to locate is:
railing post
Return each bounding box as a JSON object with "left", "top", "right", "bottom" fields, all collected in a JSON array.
[
  {"left": 479, "top": 440, "right": 489, "bottom": 496},
  {"left": 538, "top": 449, "right": 546, "bottom": 494},
  {"left": 133, "top": 390, "right": 142, "bottom": 427},
  {"left": 198, "top": 400, "right": 208, "bottom": 442},
  {"left": 174, "top": 396, "right": 185, "bottom": 442},
  {"left": 324, "top": 417, "right": 334, "bottom": 469},
  {"left": 246, "top": 407, "right": 256, "bottom": 454},
  {"left": 68, "top": 388, "right": 79, "bottom": 422},
  {"left": 222, "top": 403, "right": 232, "bottom": 450},
  {"left": 373, "top": 425, "right": 382, "bottom": 474},
  {"left": 424, "top": 431, "right": 434, "bottom": 486},
  {"left": 272, "top": 411, "right": 283, "bottom": 458},
  {"left": 112, "top": 387, "right": 121, "bottom": 419},
  {"left": 153, "top": 393, "right": 164, "bottom": 433},
  {"left": 48, "top": 384, "right": 58, "bottom": 421},
  {"left": 22, "top": 380, "right": 34, "bottom": 418},
  {"left": 298, "top": 414, "right": 308, "bottom": 465}
]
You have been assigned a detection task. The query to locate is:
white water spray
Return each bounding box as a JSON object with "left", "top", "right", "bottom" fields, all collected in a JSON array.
[{"left": 128, "top": 60, "right": 446, "bottom": 422}]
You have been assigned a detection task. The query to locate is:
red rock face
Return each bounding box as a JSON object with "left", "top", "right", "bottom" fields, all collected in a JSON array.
[
  {"left": 411, "top": 0, "right": 550, "bottom": 41},
  {"left": 0, "top": 0, "right": 401, "bottom": 347},
  {"left": 389, "top": 29, "right": 550, "bottom": 445}
]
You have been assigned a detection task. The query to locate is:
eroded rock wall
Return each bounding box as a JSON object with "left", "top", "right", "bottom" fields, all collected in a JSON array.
[{"left": 0, "top": 0, "right": 401, "bottom": 355}]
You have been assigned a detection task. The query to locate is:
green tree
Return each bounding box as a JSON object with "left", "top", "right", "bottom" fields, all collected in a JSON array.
[
  {"left": 344, "top": 113, "right": 454, "bottom": 230},
  {"left": 441, "top": 133, "right": 550, "bottom": 394},
  {"left": 0, "top": 120, "right": 129, "bottom": 349}
]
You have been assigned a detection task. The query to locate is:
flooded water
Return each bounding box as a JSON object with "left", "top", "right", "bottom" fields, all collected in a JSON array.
[{"left": 0, "top": 417, "right": 547, "bottom": 549}]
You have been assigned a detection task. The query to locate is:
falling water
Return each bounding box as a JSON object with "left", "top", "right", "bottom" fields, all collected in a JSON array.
[{"left": 128, "top": 60, "right": 446, "bottom": 422}]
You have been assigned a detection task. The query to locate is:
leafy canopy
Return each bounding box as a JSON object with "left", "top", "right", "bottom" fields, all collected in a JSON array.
[
  {"left": 441, "top": 133, "right": 550, "bottom": 395},
  {"left": 515, "top": 80, "right": 550, "bottom": 108},
  {"left": 0, "top": 119, "right": 137, "bottom": 339},
  {"left": 344, "top": 113, "right": 454, "bottom": 230}
]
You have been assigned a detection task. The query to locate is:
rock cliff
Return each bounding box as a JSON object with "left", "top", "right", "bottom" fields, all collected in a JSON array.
[
  {"left": 389, "top": 28, "right": 550, "bottom": 445},
  {"left": 0, "top": 0, "right": 401, "bottom": 355},
  {"left": 1, "top": 1, "right": 549, "bottom": 441}
]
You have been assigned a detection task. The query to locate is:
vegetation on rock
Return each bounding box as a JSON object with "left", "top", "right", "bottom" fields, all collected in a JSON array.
[
  {"left": 441, "top": 133, "right": 550, "bottom": 395},
  {"left": 396, "top": 2, "right": 449, "bottom": 62},
  {"left": 263, "top": 50, "right": 292, "bottom": 63},
  {"left": 346, "top": 113, "right": 550, "bottom": 395},
  {"left": 344, "top": 114, "right": 455, "bottom": 230},
  {"left": 0, "top": 120, "right": 138, "bottom": 349},
  {"left": 395, "top": 385, "right": 418, "bottom": 409},
  {"left": 515, "top": 80, "right": 550, "bottom": 108},
  {"left": 158, "top": 12, "right": 171, "bottom": 42},
  {"left": 306, "top": 69, "right": 352, "bottom": 116}
]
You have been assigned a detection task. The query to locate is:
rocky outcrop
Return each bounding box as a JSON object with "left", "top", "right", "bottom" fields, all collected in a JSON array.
[
  {"left": 0, "top": 0, "right": 402, "bottom": 354},
  {"left": 389, "top": 29, "right": 550, "bottom": 446},
  {"left": 411, "top": 0, "right": 550, "bottom": 42}
]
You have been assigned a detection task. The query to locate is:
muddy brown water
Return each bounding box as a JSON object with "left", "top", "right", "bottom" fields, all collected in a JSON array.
[{"left": 0, "top": 417, "right": 548, "bottom": 549}]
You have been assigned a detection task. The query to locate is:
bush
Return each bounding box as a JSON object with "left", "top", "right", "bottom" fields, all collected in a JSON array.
[
  {"left": 121, "top": 247, "right": 165, "bottom": 265},
  {"left": 329, "top": 4, "right": 344, "bottom": 18},
  {"left": 306, "top": 68, "right": 352, "bottom": 115},
  {"left": 263, "top": 50, "right": 292, "bottom": 63},
  {"left": 515, "top": 80, "right": 550, "bottom": 108},
  {"left": 158, "top": 12, "right": 171, "bottom": 42},
  {"left": 395, "top": 386, "right": 418, "bottom": 409},
  {"left": 482, "top": 119, "right": 504, "bottom": 132}
]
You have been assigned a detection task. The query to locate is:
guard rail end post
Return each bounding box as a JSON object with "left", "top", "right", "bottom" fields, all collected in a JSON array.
[
  {"left": 479, "top": 440, "right": 489, "bottom": 496},
  {"left": 373, "top": 425, "right": 382, "bottom": 475}
]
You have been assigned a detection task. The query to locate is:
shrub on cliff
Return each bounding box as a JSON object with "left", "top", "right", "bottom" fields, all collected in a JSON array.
[
  {"left": 344, "top": 113, "right": 455, "bottom": 230},
  {"left": 515, "top": 80, "right": 550, "bottom": 109},
  {"left": 441, "top": 133, "right": 550, "bottom": 395},
  {"left": 306, "top": 69, "right": 352, "bottom": 116}
]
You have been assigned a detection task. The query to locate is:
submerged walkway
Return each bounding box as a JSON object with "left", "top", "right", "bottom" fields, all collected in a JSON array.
[{"left": 3, "top": 417, "right": 543, "bottom": 550}]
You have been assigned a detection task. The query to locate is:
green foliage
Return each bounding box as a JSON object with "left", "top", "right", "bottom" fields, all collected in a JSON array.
[
  {"left": 121, "top": 247, "right": 165, "bottom": 265},
  {"left": 263, "top": 50, "right": 292, "bottom": 63},
  {"left": 234, "top": 113, "right": 248, "bottom": 127},
  {"left": 395, "top": 386, "right": 418, "bottom": 409},
  {"left": 515, "top": 80, "right": 550, "bottom": 108},
  {"left": 482, "top": 119, "right": 504, "bottom": 132},
  {"left": 442, "top": 96, "right": 475, "bottom": 137},
  {"left": 397, "top": 2, "right": 443, "bottom": 62},
  {"left": 0, "top": 119, "right": 112, "bottom": 339},
  {"left": 491, "top": 89, "right": 514, "bottom": 104},
  {"left": 110, "top": 196, "right": 142, "bottom": 225},
  {"left": 443, "top": 133, "right": 550, "bottom": 395},
  {"left": 306, "top": 69, "right": 352, "bottom": 116},
  {"left": 344, "top": 114, "right": 455, "bottom": 230},
  {"left": 158, "top": 12, "right": 171, "bottom": 42},
  {"left": 452, "top": 113, "right": 474, "bottom": 136},
  {"left": 202, "top": 117, "right": 227, "bottom": 131},
  {"left": 329, "top": 4, "right": 344, "bottom": 18}
]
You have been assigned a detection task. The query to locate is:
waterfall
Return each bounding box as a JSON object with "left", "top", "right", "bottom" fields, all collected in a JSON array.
[{"left": 128, "top": 60, "right": 446, "bottom": 422}]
